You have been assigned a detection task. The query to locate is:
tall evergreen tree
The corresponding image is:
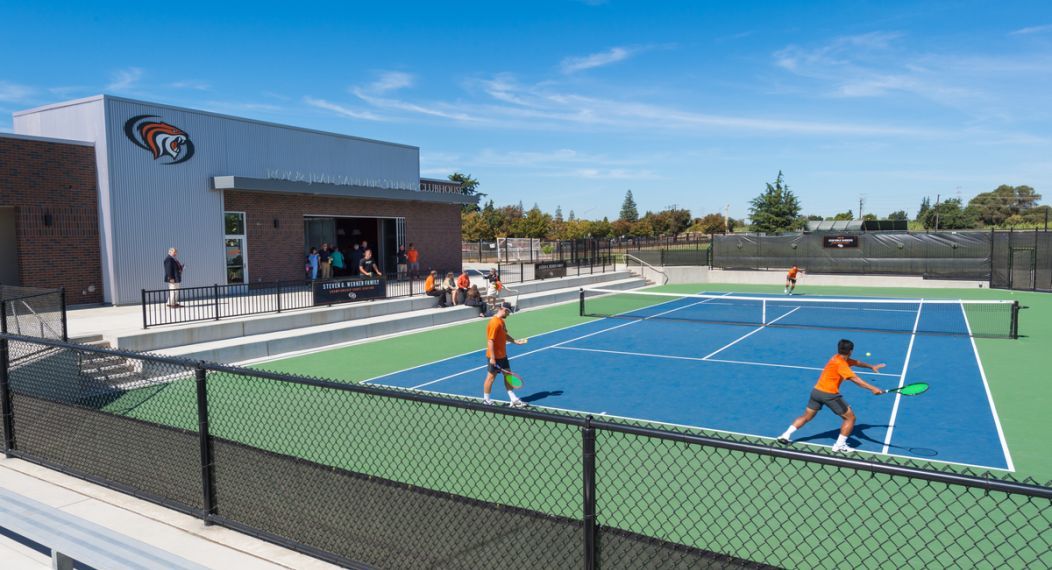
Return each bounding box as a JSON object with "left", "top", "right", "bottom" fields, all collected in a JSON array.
[
  {"left": 748, "top": 171, "right": 802, "bottom": 233},
  {"left": 619, "top": 190, "right": 639, "bottom": 222}
]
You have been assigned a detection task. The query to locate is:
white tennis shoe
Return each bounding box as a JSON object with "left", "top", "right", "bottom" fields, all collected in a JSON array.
[{"left": 831, "top": 443, "right": 855, "bottom": 453}]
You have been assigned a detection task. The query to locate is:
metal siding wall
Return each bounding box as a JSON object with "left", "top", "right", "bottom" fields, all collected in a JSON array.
[
  {"left": 16, "top": 97, "right": 420, "bottom": 304},
  {"left": 103, "top": 99, "right": 419, "bottom": 304},
  {"left": 13, "top": 100, "right": 115, "bottom": 303}
]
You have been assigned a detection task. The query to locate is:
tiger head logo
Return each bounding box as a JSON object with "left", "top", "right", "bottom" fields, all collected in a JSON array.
[{"left": 124, "top": 115, "right": 195, "bottom": 164}]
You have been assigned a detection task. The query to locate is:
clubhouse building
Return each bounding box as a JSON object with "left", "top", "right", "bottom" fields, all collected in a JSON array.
[{"left": 1, "top": 96, "right": 475, "bottom": 305}]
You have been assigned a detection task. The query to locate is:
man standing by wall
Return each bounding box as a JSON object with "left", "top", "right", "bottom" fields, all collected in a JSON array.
[
  {"left": 164, "top": 247, "right": 184, "bottom": 308},
  {"left": 407, "top": 243, "right": 420, "bottom": 279}
]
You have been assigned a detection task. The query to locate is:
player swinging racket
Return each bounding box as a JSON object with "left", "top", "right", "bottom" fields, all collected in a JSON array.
[
  {"left": 785, "top": 265, "right": 803, "bottom": 295},
  {"left": 778, "top": 339, "right": 885, "bottom": 453},
  {"left": 483, "top": 302, "right": 528, "bottom": 407}
]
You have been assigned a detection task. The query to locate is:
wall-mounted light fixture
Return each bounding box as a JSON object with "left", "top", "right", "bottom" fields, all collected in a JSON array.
[{"left": 273, "top": 219, "right": 280, "bottom": 229}]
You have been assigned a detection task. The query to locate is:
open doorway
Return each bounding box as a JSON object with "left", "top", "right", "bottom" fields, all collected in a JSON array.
[
  {"left": 0, "top": 207, "right": 19, "bottom": 285},
  {"left": 304, "top": 215, "right": 403, "bottom": 275}
]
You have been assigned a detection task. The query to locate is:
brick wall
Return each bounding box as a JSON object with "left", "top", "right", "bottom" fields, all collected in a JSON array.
[
  {"left": 0, "top": 136, "right": 104, "bottom": 304},
  {"left": 223, "top": 190, "right": 463, "bottom": 283}
]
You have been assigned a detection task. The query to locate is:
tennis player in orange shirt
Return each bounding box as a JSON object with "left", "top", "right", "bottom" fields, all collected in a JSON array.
[
  {"left": 482, "top": 302, "right": 528, "bottom": 407},
  {"left": 778, "top": 339, "right": 886, "bottom": 453},
  {"left": 785, "top": 265, "right": 803, "bottom": 295}
]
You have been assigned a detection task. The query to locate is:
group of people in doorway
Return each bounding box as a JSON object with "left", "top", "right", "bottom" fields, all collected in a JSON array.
[
  {"left": 424, "top": 267, "right": 504, "bottom": 317},
  {"left": 305, "top": 242, "right": 421, "bottom": 281}
]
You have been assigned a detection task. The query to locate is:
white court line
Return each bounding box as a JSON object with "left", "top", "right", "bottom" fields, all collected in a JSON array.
[
  {"left": 405, "top": 386, "right": 1011, "bottom": 472},
  {"left": 960, "top": 304, "right": 1015, "bottom": 472},
  {"left": 881, "top": 302, "right": 923, "bottom": 454},
  {"left": 553, "top": 346, "right": 899, "bottom": 377},
  {"left": 408, "top": 292, "right": 733, "bottom": 390},
  {"left": 701, "top": 307, "right": 801, "bottom": 360}
]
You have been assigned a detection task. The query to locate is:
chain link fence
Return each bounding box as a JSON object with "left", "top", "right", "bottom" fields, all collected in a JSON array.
[
  {"left": 1, "top": 334, "right": 1049, "bottom": 569},
  {"left": 712, "top": 232, "right": 992, "bottom": 279},
  {"left": 991, "top": 229, "right": 1052, "bottom": 291},
  {"left": 0, "top": 285, "right": 67, "bottom": 342}
]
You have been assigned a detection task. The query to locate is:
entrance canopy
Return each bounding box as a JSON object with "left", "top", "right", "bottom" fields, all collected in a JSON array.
[{"left": 213, "top": 176, "right": 477, "bottom": 206}]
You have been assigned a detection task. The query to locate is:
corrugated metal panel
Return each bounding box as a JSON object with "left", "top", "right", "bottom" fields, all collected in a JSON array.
[{"left": 16, "top": 96, "right": 421, "bottom": 304}]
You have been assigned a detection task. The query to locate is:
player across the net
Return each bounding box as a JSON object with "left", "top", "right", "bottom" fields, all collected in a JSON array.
[{"left": 578, "top": 288, "right": 1020, "bottom": 339}]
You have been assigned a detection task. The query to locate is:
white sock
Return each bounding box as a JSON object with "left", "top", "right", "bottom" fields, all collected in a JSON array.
[
  {"left": 507, "top": 390, "right": 520, "bottom": 402},
  {"left": 780, "top": 426, "right": 797, "bottom": 439},
  {"left": 483, "top": 393, "right": 491, "bottom": 402},
  {"left": 836, "top": 434, "right": 848, "bottom": 447}
]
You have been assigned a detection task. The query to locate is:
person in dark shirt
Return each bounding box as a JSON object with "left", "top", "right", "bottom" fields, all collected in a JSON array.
[
  {"left": 396, "top": 245, "right": 409, "bottom": 280},
  {"left": 359, "top": 249, "right": 383, "bottom": 277},
  {"left": 349, "top": 244, "right": 362, "bottom": 275},
  {"left": 319, "top": 243, "right": 332, "bottom": 279}
]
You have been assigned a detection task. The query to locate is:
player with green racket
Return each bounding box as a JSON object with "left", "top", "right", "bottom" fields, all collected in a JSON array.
[
  {"left": 777, "top": 339, "right": 886, "bottom": 453},
  {"left": 482, "top": 302, "right": 529, "bottom": 408}
]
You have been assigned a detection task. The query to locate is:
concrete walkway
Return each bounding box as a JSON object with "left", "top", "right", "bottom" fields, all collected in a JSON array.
[{"left": 0, "top": 456, "right": 339, "bottom": 569}]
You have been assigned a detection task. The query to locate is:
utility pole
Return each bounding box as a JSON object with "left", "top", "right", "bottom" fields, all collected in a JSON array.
[
  {"left": 724, "top": 203, "right": 730, "bottom": 234},
  {"left": 858, "top": 196, "right": 864, "bottom": 220}
]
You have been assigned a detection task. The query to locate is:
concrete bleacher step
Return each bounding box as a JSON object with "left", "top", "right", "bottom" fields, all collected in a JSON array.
[
  {"left": 158, "top": 276, "right": 648, "bottom": 364},
  {"left": 112, "top": 271, "right": 639, "bottom": 353}
]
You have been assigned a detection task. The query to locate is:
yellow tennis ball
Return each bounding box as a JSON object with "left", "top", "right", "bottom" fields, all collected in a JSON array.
[{"left": 866, "top": 352, "right": 872, "bottom": 357}]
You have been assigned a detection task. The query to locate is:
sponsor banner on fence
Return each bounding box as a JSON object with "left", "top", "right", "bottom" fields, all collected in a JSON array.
[
  {"left": 534, "top": 260, "right": 567, "bottom": 279},
  {"left": 822, "top": 235, "right": 859, "bottom": 248},
  {"left": 313, "top": 277, "right": 386, "bottom": 306}
]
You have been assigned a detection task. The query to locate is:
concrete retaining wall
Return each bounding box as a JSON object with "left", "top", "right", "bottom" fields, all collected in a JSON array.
[
  {"left": 162, "top": 276, "right": 646, "bottom": 364},
  {"left": 115, "top": 271, "right": 634, "bottom": 352}
]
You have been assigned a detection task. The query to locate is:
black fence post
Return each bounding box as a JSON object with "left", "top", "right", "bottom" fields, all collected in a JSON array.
[
  {"left": 582, "top": 416, "right": 597, "bottom": 570},
  {"left": 141, "top": 289, "right": 149, "bottom": 329},
  {"left": 579, "top": 288, "right": 585, "bottom": 316},
  {"left": 213, "top": 284, "right": 221, "bottom": 321},
  {"left": 276, "top": 282, "right": 283, "bottom": 313},
  {"left": 0, "top": 300, "right": 14, "bottom": 453},
  {"left": 195, "top": 364, "right": 217, "bottom": 524},
  {"left": 59, "top": 287, "right": 68, "bottom": 342}
]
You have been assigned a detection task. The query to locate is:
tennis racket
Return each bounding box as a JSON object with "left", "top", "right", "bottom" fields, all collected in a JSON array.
[
  {"left": 883, "top": 382, "right": 928, "bottom": 396},
  {"left": 499, "top": 367, "right": 524, "bottom": 388}
]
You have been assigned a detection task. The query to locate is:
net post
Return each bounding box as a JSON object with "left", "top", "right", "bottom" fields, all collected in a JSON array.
[
  {"left": 762, "top": 299, "right": 767, "bottom": 325},
  {"left": 582, "top": 416, "right": 597, "bottom": 570},
  {"left": 579, "top": 288, "right": 585, "bottom": 317},
  {"left": 0, "top": 300, "right": 14, "bottom": 453},
  {"left": 195, "top": 364, "right": 217, "bottom": 524},
  {"left": 1011, "top": 301, "right": 1020, "bottom": 339}
]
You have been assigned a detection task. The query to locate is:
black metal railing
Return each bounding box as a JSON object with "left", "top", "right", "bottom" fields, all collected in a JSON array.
[
  {"left": 1, "top": 333, "right": 1048, "bottom": 570},
  {"left": 496, "top": 256, "right": 619, "bottom": 284},
  {"left": 141, "top": 275, "right": 435, "bottom": 329}
]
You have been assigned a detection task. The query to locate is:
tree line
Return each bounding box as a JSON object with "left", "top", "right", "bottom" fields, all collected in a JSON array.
[{"left": 449, "top": 171, "right": 1047, "bottom": 240}]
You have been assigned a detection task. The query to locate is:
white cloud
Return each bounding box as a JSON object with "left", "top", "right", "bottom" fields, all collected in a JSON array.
[
  {"left": 170, "top": 80, "right": 210, "bottom": 91},
  {"left": 561, "top": 47, "right": 633, "bottom": 74},
  {"left": 351, "top": 88, "right": 479, "bottom": 122},
  {"left": 303, "top": 97, "right": 384, "bottom": 121},
  {"left": 0, "top": 81, "right": 35, "bottom": 103},
  {"left": 367, "top": 71, "right": 414, "bottom": 93},
  {"left": 1010, "top": 24, "right": 1052, "bottom": 35},
  {"left": 106, "top": 67, "right": 143, "bottom": 91}
]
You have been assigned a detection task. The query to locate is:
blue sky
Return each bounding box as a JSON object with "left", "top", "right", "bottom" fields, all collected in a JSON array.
[{"left": 2, "top": 0, "right": 1051, "bottom": 220}]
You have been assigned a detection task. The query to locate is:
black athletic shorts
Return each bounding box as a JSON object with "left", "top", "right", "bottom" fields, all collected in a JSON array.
[
  {"left": 488, "top": 357, "right": 510, "bottom": 374},
  {"left": 787, "top": 277, "right": 797, "bottom": 284},
  {"left": 807, "top": 388, "right": 849, "bottom": 416}
]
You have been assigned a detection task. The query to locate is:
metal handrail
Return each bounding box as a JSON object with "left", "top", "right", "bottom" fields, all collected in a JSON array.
[{"left": 624, "top": 253, "right": 669, "bottom": 285}]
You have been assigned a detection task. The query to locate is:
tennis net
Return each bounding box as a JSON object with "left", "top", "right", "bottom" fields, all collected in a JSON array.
[{"left": 579, "top": 288, "right": 1020, "bottom": 339}]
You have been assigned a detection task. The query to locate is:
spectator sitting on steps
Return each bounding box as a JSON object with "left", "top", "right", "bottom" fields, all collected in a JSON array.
[
  {"left": 442, "top": 272, "right": 458, "bottom": 306},
  {"left": 424, "top": 270, "right": 446, "bottom": 307},
  {"left": 464, "top": 285, "right": 486, "bottom": 317},
  {"left": 456, "top": 270, "right": 471, "bottom": 306}
]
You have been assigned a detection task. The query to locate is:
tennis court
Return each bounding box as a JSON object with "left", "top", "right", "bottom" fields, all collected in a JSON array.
[{"left": 314, "top": 288, "right": 1015, "bottom": 471}]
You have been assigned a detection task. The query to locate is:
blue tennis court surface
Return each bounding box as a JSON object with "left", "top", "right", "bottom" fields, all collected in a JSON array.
[{"left": 365, "top": 291, "right": 1013, "bottom": 471}]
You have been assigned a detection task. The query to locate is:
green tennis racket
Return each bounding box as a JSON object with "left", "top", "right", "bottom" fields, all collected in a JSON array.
[
  {"left": 884, "top": 382, "right": 928, "bottom": 396},
  {"left": 499, "top": 368, "right": 524, "bottom": 388}
]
